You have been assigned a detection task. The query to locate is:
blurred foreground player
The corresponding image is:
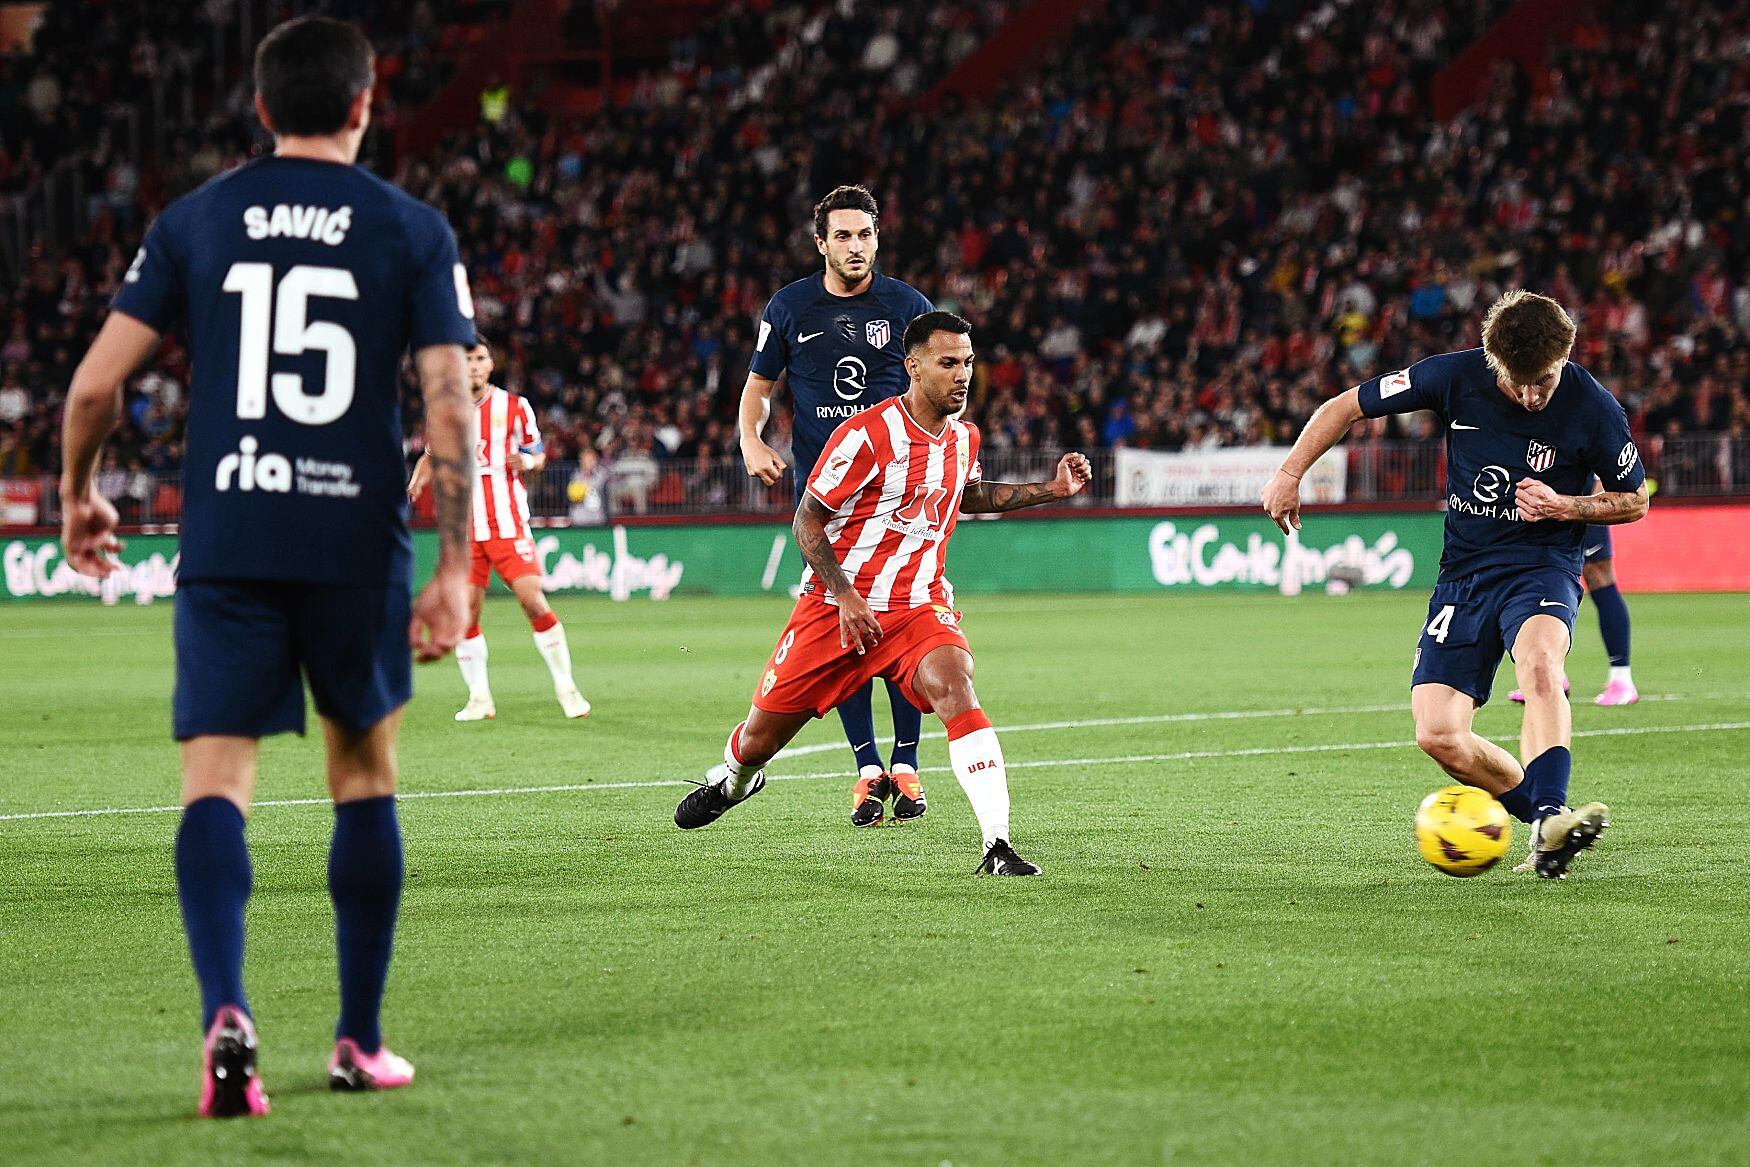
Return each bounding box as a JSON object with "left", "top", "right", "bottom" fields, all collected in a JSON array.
[
  {"left": 408, "top": 336, "right": 590, "bottom": 720},
  {"left": 1263, "top": 291, "right": 1648, "bottom": 878},
  {"left": 677, "top": 312, "right": 1092, "bottom": 874},
  {"left": 59, "top": 17, "right": 477, "bottom": 1115},
  {"left": 739, "top": 185, "right": 935, "bottom": 827}
]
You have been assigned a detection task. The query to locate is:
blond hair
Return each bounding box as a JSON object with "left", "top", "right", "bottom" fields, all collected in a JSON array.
[{"left": 1482, "top": 290, "right": 1576, "bottom": 384}]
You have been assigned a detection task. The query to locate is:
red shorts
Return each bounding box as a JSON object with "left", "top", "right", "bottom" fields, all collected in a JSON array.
[
  {"left": 752, "top": 596, "right": 972, "bottom": 718},
  {"left": 469, "top": 535, "right": 541, "bottom": 590}
]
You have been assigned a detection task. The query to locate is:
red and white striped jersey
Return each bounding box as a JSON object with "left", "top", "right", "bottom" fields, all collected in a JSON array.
[
  {"left": 803, "top": 396, "right": 982, "bottom": 611},
  {"left": 471, "top": 385, "right": 541, "bottom": 541}
]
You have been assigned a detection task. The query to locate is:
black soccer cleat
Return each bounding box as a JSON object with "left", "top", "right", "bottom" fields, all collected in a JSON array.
[
  {"left": 198, "top": 1005, "right": 270, "bottom": 1117},
  {"left": 1534, "top": 802, "right": 1610, "bottom": 880},
  {"left": 975, "top": 839, "right": 1042, "bottom": 876},
  {"left": 674, "top": 768, "right": 765, "bottom": 830},
  {"left": 890, "top": 770, "right": 926, "bottom": 823},
  {"left": 850, "top": 773, "right": 893, "bottom": 828}
]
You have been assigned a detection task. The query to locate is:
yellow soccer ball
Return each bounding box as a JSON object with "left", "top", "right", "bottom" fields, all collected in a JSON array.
[{"left": 1415, "top": 785, "right": 1512, "bottom": 877}]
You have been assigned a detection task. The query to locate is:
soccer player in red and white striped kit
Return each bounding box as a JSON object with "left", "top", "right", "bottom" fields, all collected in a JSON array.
[
  {"left": 674, "top": 312, "right": 1092, "bottom": 874},
  {"left": 409, "top": 336, "right": 589, "bottom": 720}
]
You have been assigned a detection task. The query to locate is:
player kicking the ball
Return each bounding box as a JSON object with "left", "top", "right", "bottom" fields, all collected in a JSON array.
[
  {"left": 674, "top": 312, "right": 1091, "bottom": 874},
  {"left": 408, "top": 335, "right": 589, "bottom": 721},
  {"left": 1262, "top": 291, "right": 1649, "bottom": 878}
]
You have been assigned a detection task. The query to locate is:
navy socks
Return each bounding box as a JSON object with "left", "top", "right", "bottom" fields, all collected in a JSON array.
[
  {"left": 836, "top": 682, "right": 885, "bottom": 772},
  {"left": 884, "top": 680, "right": 922, "bottom": 773},
  {"left": 1526, "top": 746, "right": 1573, "bottom": 820},
  {"left": 176, "top": 797, "right": 252, "bottom": 1031},
  {"left": 329, "top": 796, "right": 404, "bottom": 1054},
  {"left": 1590, "top": 584, "right": 1632, "bottom": 667}
]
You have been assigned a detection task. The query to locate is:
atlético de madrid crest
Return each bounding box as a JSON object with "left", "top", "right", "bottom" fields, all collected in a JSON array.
[
  {"left": 865, "top": 319, "right": 891, "bottom": 348},
  {"left": 1527, "top": 440, "right": 1557, "bottom": 473}
]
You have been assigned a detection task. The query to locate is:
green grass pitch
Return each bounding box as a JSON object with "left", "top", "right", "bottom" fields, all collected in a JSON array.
[{"left": 2, "top": 590, "right": 1747, "bottom": 1166}]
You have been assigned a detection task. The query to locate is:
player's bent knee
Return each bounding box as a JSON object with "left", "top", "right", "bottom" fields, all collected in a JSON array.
[{"left": 1414, "top": 725, "right": 1468, "bottom": 770}]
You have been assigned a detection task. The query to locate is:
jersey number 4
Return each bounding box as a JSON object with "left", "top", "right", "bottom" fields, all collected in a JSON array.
[{"left": 222, "top": 262, "right": 358, "bottom": 425}]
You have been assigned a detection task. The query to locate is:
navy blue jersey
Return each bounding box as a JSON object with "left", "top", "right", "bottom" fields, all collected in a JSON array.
[
  {"left": 112, "top": 156, "right": 476, "bottom": 586},
  {"left": 749, "top": 271, "right": 932, "bottom": 477},
  {"left": 1357, "top": 349, "right": 1644, "bottom": 581}
]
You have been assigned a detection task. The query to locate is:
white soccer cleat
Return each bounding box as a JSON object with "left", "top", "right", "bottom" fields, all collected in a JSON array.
[
  {"left": 1511, "top": 817, "right": 1545, "bottom": 874},
  {"left": 454, "top": 696, "right": 497, "bottom": 722},
  {"left": 557, "top": 685, "right": 591, "bottom": 719}
]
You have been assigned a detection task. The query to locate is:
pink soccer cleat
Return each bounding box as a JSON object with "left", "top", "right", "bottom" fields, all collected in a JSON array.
[
  {"left": 198, "top": 1005, "right": 270, "bottom": 1118},
  {"left": 328, "top": 1037, "right": 416, "bottom": 1091},
  {"left": 1594, "top": 679, "right": 1640, "bottom": 707},
  {"left": 1508, "top": 677, "right": 1571, "bottom": 704}
]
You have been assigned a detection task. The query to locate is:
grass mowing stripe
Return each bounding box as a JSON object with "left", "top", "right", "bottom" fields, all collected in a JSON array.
[{"left": 5, "top": 718, "right": 1745, "bottom": 826}]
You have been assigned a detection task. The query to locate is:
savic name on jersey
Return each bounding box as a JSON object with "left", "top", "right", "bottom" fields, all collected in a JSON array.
[
  {"left": 110, "top": 156, "right": 477, "bottom": 586},
  {"left": 1356, "top": 348, "right": 1644, "bottom": 581},
  {"left": 750, "top": 271, "right": 933, "bottom": 478},
  {"left": 803, "top": 397, "right": 981, "bottom": 612}
]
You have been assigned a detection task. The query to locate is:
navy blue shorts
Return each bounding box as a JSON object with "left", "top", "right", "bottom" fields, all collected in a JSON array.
[
  {"left": 1411, "top": 565, "right": 1582, "bottom": 706},
  {"left": 1583, "top": 524, "right": 1613, "bottom": 564},
  {"left": 173, "top": 580, "right": 413, "bottom": 741}
]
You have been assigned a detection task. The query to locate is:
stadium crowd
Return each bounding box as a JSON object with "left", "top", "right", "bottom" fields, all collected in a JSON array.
[{"left": 1, "top": 0, "right": 1747, "bottom": 504}]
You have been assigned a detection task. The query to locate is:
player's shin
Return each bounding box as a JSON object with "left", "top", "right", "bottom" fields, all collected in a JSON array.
[
  {"left": 329, "top": 797, "right": 404, "bottom": 1054},
  {"left": 176, "top": 797, "right": 253, "bottom": 1029},
  {"left": 722, "top": 721, "right": 761, "bottom": 797},
  {"left": 530, "top": 611, "right": 574, "bottom": 685},
  {"left": 944, "top": 709, "right": 1010, "bottom": 848},
  {"left": 455, "top": 626, "right": 491, "bottom": 700}
]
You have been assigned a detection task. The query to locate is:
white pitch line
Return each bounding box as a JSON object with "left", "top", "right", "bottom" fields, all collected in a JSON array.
[
  {"left": 769, "top": 691, "right": 1733, "bottom": 760},
  {"left": 3, "top": 719, "right": 1745, "bottom": 826}
]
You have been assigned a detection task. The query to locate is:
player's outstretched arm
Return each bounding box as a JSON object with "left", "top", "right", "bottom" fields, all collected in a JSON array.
[
  {"left": 738, "top": 372, "right": 788, "bottom": 485},
  {"left": 794, "top": 493, "right": 883, "bottom": 655},
  {"left": 960, "top": 453, "right": 1093, "bottom": 514},
  {"left": 59, "top": 313, "right": 164, "bottom": 578},
  {"left": 409, "top": 343, "right": 475, "bottom": 662},
  {"left": 1515, "top": 480, "right": 1650, "bottom": 525},
  {"left": 1261, "top": 388, "right": 1364, "bottom": 533}
]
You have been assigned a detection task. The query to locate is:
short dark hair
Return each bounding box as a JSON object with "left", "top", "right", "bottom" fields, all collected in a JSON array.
[
  {"left": 254, "top": 17, "right": 375, "bottom": 137},
  {"left": 903, "top": 311, "right": 973, "bottom": 355},
  {"left": 813, "top": 185, "right": 879, "bottom": 239},
  {"left": 1481, "top": 290, "right": 1576, "bottom": 384}
]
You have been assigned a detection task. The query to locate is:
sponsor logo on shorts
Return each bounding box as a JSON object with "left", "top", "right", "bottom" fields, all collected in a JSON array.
[
  {"left": 761, "top": 669, "right": 778, "bottom": 697},
  {"left": 932, "top": 604, "right": 959, "bottom": 628},
  {"left": 1413, "top": 646, "right": 1422, "bottom": 669},
  {"left": 1527, "top": 440, "right": 1557, "bottom": 473}
]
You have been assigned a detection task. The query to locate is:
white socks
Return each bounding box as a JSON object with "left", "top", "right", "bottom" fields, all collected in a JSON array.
[
  {"left": 946, "top": 714, "right": 1010, "bottom": 849},
  {"left": 533, "top": 621, "right": 575, "bottom": 687},
  {"left": 1608, "top": 666, "right": 1634, "bottom": 686},
  {"left": 722, "top": 721, "right": 760, "bottom": 797},
  {"left": 456, "top": 633, "right": 491, "bottom": 702}
]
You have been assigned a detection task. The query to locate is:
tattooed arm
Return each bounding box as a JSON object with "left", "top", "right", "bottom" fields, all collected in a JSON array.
[
  {"left": 794, "top": 493, "right": 883, "bottom": 654},
  {"left": 409, "top": 343, "right": 476, "bottom": 662},
  {"left": 960, "top": 452, "right": 1093, "bottom": 514},
  {"left": 1514, "top": 479, "right": 1650, "bottom": 525}
]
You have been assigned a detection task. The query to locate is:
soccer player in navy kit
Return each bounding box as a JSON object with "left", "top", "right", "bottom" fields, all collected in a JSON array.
[
  {"left": 58, "top": 18, "right": 477, "bottom": 1115},
  {"left": 738, "top": 185, "right": 936, "bottom": 828},
  {"left": 1262, "top": 292, "right": 1649, "bottom": 879}
]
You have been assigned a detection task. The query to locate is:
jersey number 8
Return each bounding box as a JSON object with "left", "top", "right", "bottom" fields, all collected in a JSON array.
[{"left": 222, "top": 262, "right": 359, "bottom": 425}]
